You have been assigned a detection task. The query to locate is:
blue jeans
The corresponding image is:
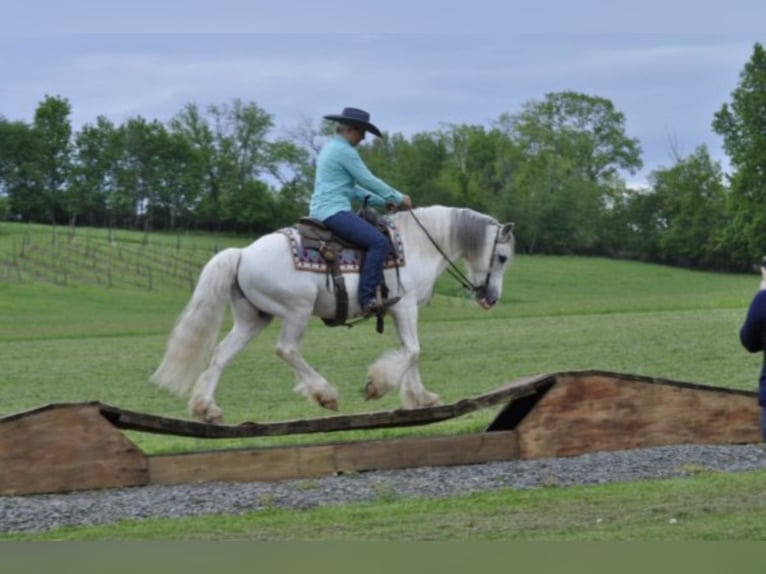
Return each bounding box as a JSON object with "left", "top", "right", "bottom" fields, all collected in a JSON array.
[{"left": 322, "top": 210, "right": 389, "bottom": 307}]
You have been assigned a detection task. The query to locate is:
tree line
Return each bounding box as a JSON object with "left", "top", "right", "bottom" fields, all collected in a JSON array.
[{"left": 1, "top": 43, "right": 765, "bottom": 272}]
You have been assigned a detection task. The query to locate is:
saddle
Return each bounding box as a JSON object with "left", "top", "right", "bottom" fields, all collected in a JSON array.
[{"left": 291, "top": 205, "right": 402, "bottom": 332}]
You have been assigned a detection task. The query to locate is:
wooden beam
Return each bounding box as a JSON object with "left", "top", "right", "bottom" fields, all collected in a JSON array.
[
  {"left": 148, "top": 431, "right": 519, "bottom": 485},
  {"left": 96, "top": 378, "right": 546, "bottom": 438}
]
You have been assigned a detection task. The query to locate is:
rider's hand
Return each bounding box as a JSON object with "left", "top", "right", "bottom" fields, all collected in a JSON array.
[{"left": 400, "top": 195, "right": 413, "bottom": 210}]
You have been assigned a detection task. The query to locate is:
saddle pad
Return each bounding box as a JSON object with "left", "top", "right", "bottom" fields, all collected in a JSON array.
[{"left": 278, "top": 225, "right": 406, "bottom": 274}]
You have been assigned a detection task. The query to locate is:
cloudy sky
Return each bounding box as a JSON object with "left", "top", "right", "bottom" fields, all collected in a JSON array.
[{"left": 3, "top": 1, "right": 765, "bottom": 187}]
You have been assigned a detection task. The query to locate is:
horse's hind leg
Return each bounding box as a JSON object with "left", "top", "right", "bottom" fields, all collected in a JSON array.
[
  {"left": 275, "top": 312, "right": 340, "bottom": 411},
  {"left": 189, "top": 291, "right": 273, "bottom": 423}
]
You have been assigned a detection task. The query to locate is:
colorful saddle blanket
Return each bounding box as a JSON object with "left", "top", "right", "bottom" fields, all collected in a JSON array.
[{"left": 279, "top": 220, "right": 406, "bottom": 273}]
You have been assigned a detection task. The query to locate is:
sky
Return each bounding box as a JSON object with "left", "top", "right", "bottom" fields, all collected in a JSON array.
[{"left": 3, "top": 1, "right": 765, "bottom": 188}]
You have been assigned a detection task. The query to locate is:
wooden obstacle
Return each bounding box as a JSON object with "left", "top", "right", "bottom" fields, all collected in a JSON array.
[{"left": 0, "top": 370, "right": 760, "bottom": 496}]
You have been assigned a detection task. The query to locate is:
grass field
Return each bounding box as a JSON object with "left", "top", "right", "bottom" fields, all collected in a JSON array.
[
  {"left": 7, "top": 469, "right": 766, "bottom": 541},
  {"left": 1, "top": 220, "right": 765, "bottom": 540}
]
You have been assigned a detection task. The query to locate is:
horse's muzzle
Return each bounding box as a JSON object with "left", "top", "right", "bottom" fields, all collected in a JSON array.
[{"left": 474, "top": 286, "right": 498, "bottom": 309}]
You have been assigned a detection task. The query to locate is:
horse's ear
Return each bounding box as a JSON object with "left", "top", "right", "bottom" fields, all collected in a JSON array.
[{"left": 500, "top": 222, "right": 514, "bottom": 241}]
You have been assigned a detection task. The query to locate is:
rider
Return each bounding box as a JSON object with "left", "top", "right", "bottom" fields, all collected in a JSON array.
[{"left": 309, "top": 107, "right": 413, "bottom": 316}]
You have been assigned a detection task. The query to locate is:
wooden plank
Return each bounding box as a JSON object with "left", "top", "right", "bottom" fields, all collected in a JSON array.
[
  {"left": 0, "top": 404, "right": 148, "bottom": 495},
  {"left": 148, "top": 431, "right": 519, "bottom": 485},
  {"left": 516, "top": 373, "right": 761, "bottom": 459},
  {"left": 332, "top": 431, "right": 519, "bottom": 473},
  {"left": 148, "top": 444, "right": 338, "bottom": 484},
  {"left": 96, "top": 379, "right": 546, "bottom": 438}
]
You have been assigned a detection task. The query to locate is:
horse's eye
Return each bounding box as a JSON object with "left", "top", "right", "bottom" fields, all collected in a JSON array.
[{"left": 498, "top": 255, "right": 508, "bottom": 264}]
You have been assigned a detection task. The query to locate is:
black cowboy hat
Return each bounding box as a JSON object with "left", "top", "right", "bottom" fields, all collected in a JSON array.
[{"left": 323, "top": 107, "right": 383, "bottom": 138}]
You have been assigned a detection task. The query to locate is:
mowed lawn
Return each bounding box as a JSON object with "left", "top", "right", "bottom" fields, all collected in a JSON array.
[
  {"left": 2, "top": 222, "right": 766, "bottom": 541},
  {"left": 1, "top": 221, "right": 762, "bottom": 453}
]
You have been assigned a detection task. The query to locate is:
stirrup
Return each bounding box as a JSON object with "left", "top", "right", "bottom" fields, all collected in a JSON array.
[{"left": 362, "top": 296, "right": 401, "bottom": 317}]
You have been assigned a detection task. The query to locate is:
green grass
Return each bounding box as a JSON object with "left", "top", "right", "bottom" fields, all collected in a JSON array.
[
  {"left": 1, "top": 221, "right": 765, "bottom": 540},
  {"left": 5, "top": 469, "right": 766, "bottom": 541}
]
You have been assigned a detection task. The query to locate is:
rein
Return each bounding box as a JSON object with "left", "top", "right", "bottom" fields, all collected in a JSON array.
[{"left": 408, "top": 209, "right": 499, "bottom": 298}]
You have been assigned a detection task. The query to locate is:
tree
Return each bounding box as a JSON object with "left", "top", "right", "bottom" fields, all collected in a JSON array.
[
  {"left": 497, "top": 91, "right": 642, "bottom": 253},
  {"left": 169, "top": 103, "right": 221, "bottom": 228},
  {"left": 170, "top": 99, "right": 307, "bottom": 232},
  {"left": 435, "top": 124, "right": 510, "bottom": 212},
  {"left": 601, "top": 184, "right": 663, "bottom": 260},
  {"left": 266, "top": 138, "right": 312, "bottom": 226},
  {"left": 206, "top": 99, "right": 277, "bottom": 231},
  {"left": 500, "top": 92, "right": 642, "bottom": 185},
  {"left": 649, "top": 146, "right": 727, "bottom": 268},
  {"left": 70, "top": 116, "right": 120, "bottom": 228},
  {"left": 0, "top": 118, "right": 44, "bottom": 220},
  {"left": 388, "top": 132, "right": 450, "bottom": 207},
  {"left": 151, "top": 128, "right": 205, "bottom": 231},
  {"left": 33, "top": 95, "right": 73, "bottom": 225},
  {"left": 359, "top": 131, "right": 448, "bottom": 207},
  {"left": 713, "top": 43, "right": 766, "bottom": 268}
]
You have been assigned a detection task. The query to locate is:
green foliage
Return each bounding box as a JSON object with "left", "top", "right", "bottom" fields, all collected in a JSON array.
[
  {"left": 648, "top": 146, "right": 728, "bottom": 268},
  {"left": 713, "top": 43, "right": 766, "bottom": 268},
  {"left": 2, "top": 43, "right": 766, "bottom": 272},
  {"left": 33, "top": 95, "right": 73, "bottom": 224},
  {"left": 713, "top": 43, "right": 766, "bottom": 171},
  {"left": 362, "top": 132, "right": 450, "bottom": 207},
  {"left": 167, "top": 100, "right": 308, "bottom": 233},
  {"left": 495, "top": 92, "right": 642, "bottom": 254},
  {"left": 70, "top": 116, "right": 119, "bottom": 227},
  {"left": 503, "top": 91, "right": 643, "bottom": 182},
  {"left": 0, "top": 117, "right": 44, "bottom": 218}
]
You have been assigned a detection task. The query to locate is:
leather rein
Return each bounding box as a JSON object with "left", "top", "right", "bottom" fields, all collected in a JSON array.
[{"left": 407, "top": 209, "right": 507, "bottom": 301}]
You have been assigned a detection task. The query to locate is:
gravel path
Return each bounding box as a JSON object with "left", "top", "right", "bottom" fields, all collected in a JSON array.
[{"left": 3, "top": 443, "right": 766, "bottom": 535}]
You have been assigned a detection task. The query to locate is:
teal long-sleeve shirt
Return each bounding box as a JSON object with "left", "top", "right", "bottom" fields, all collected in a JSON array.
[{"left": 309, "top": 135, "right": 404, "bottom": 221}]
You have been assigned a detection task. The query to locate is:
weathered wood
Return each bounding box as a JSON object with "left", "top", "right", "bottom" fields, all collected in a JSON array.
[
  {"left": 514, "top": 372, "right": 761, "bottom": 459},
  {"left": 2, "top": 370, "right": 760, "bottom": 496},
  {"left": 96, "top": 378, "right": 545, "bottom": 438},
  {"left": 0, "top": 403, "right": 148, "bottom": 495},
  {"left": 148, "top": 431, "right": 519, "bottom": 485},
  {"left": 332, "top": 431, "right": 519, "bottom": 472}
]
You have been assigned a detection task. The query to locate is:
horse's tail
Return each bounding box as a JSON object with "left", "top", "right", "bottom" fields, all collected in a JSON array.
[{"left": 151, "top": 247, "right": 242, "bottom": 397}]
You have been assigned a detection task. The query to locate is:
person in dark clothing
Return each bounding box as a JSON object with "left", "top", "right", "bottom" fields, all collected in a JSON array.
[{"left": 739, "top": 265, "right": 766, "bottom": 440}]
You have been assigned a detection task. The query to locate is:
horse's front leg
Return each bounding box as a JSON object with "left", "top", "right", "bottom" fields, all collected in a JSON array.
[
  {"left": 364, "top": 302, "right": 441, "bottom": 408},
  {"left": 276, "top": 311, "right": 340, "bottom": 411}
]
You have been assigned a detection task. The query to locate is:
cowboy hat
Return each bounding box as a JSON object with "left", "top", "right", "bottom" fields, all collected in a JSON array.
[{"left": 323, "top": 107, "right": 383, "bottom": 138}]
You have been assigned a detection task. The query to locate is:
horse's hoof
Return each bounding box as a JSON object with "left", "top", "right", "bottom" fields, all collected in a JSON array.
[
  {"left": 190, "top": 399, "right": 224, "bottom": 424},
  {"left": 202, "top": 404, "right": 224, "bottom": 424},
  {"left": 205, "top": 413, "right": 225, "bottom": 425},
  {"left": 364, "top": 379, "right": 384, "bottom": 400},
  {"left": 320, "top": 398, "right": 339, "bottom": 411},
  {"left": 422, "top": 393, "right": 442, "bottom": 408}
]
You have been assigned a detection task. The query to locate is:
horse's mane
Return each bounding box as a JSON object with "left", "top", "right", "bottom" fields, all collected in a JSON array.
[{"left": 393, "top": 205, "right": 498, "bottom": 259}]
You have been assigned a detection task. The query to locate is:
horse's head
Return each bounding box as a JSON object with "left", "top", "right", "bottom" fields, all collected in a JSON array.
[{"left": 465, "top": 222, "right": 515, "bottom": 309}]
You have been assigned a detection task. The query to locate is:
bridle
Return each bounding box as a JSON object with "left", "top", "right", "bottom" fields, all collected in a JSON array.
[{"left": 408, "top": 209, "right": 510, "bottom": 300}]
